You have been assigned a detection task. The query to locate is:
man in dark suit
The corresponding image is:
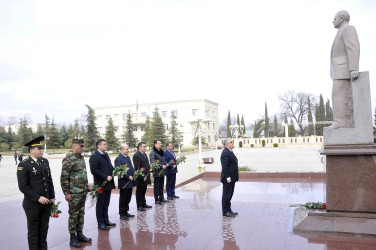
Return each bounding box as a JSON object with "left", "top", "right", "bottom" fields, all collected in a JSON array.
[
  {"left": 164, "top": 142, "right": 179, "bottom": 200},
  {"left": 132, "top": 142, "right": 152, "bottom": 211},
  {"left": 115, "top": 143, "right": 136, "bottom": 221},
  {"left": 89, "top": 139, "right": 116, "bottom": 230},
  {"left": 17, "top": 136, "right": 55, "bottom": 250},
  {"left": 220, "top": 138, "right": 239, "bottom": 217}
]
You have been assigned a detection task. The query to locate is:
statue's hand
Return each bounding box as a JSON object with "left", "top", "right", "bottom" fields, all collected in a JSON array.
[{"left": 350, "top": 71, "right": 359, "bottom": 81}]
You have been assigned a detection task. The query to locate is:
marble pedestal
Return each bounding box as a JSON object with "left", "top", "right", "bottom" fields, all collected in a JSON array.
[{"left": 322, "top": 144, "right": 376, "bottom": 212}]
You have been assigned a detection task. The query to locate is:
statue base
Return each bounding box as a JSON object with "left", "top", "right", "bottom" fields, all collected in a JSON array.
[{"left": 322, "top": 144, "right": 376, "bottom": 212}]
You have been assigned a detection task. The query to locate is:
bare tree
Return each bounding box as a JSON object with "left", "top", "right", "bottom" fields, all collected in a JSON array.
[
  {"left": 7, "top": 116, "right": 18, "bottom": 125},
  {"left": 279, "top": 91, "right": 316, "bottom": 134}
]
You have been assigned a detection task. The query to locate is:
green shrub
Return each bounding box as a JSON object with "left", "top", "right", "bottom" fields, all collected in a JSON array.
[
  {"left": 238, "top": 166, "right": 257, "bottom": 172},
  {"left": 239, "top": 141, "right": 243, "bottom": 148},
  {"left": 0, "top": 143, "right": 10, "bottom": 151},
  {"left": 251, "top": 144, "right": 254, "bottom": 147},
  {"left": 273, "top": 143, "right": 278, "bottom": 147},
  {"left": 262, "top": 140, "right": 265, "bottom": 147}
]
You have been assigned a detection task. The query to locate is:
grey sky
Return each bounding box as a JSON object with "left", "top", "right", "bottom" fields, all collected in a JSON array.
[{"left": 1, "top": 0, "right": 376, "bottom": 127}]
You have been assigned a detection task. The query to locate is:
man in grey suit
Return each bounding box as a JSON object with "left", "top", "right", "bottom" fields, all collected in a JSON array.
[{"left": 329, "top": 10, "right": 360, "bottom": 129}]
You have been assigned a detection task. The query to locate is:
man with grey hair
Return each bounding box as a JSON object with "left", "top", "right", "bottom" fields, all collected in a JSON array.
[
  {"left": 115, "top": 143, "right": 136, "bottom": 220},
  {"left": 329, "top": 10, "right": 360, "bottom": 128},
  {"left": 220, "top": 138, "right": 239, "bottom": 217}
]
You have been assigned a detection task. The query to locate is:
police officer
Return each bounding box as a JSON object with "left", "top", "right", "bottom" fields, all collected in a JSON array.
[
  {"left": 17, "top": 136, "right": 55, "bottom": 250},
  {"left": 60, "top": 139, "right": 92, "bottom": 248}
]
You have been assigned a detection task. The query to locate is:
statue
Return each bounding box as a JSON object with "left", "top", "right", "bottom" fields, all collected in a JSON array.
[{"left": 329, "top": 10, "right": 360, "bottom": 129}]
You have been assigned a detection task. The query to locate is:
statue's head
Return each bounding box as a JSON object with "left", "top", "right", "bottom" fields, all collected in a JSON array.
[{"left": 333, "top": 10, "right": 350, "bottom": 29}]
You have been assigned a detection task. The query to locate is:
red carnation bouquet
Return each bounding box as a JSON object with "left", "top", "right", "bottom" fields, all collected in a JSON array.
[
  {"left": 90, "top": 164, "right": 129, "bottom": 198},
  {"left": 50, "top": 201, "right": 62, "bottom": 218}
]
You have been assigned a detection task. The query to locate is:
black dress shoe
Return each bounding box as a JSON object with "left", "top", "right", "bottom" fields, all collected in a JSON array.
[
  {"left": 230, "top": 210, "right": 238, "bottom": 215},
  {"left": 98, "top": 224, "right": 110, "bottom": 230},
  {"left": 104, "top": 221, "right": 116, "bottom": 226},
  {"left": 160, "top": 199, "right": 169, "bottom": 203},
  {"left": 143, "top": 204, "right": 152, "bottom": 208},
  {"left": 167, "top": 196, "right": 173, "bottom": 200},
  {"left": 223, "top": 212, "right": 235, "bottom": 217},
  {"left": 120, "top": 215, "right": 129, "bottom": 221},
  {"left": 155, "top": 201, "right": 162, "bottom": 205},
  {"left": 77, "top": 231, "right": 92, "bottom": 243},
  {"left": 137, "top": 207, "right": 146, "bottom": 211},
  {"left": 172, "top": 195, "right": 179, "bottom": 199},
  {"left": 125, "top": 212, "right": 135, "bottom": 217}
]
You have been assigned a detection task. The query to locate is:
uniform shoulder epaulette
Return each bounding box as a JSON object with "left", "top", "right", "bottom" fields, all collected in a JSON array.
[{"left": 22, "top": 157, "right": 29, "bottom": 162}]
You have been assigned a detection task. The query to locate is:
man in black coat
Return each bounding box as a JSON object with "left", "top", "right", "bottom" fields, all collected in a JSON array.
[
  {"left": 17, "top": 136, "right": 55, "bottom": 250},
  {"left": 220, "top": 138, "right": 239, "bottom": 217},
  {"left": 114, "top": 143, "right": 136, "bottom": 220},
  {"left": 89, "top": 139, "right": 116, "bottom": 230},
  {"left": 149, "top": 140, "right": 168, "bottom": 205},
  {"left": 132, "top": 142, "right": 152, "bottom": 211}
]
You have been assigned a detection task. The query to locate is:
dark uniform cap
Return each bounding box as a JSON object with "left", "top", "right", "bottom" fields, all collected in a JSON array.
[
  {"left": 24, "top": 136, "right": 45, "bottom": 149},
  {"left": 72, "top": 138, "right": 84, "bottom": 145}
]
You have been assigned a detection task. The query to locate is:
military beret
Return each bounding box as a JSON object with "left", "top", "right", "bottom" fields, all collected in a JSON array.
[{"left": 72, "top": 138, "right": 84, "bottom": 146}]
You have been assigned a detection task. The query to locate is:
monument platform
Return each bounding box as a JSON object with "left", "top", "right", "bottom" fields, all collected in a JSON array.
[{"left": 2, "top": 176, "right": 376, "bottom": 249}]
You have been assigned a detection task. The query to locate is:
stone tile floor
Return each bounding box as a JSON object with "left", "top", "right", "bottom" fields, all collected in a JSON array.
[{"left": 2, "top": 177, "right": 376, "bottom": 249}]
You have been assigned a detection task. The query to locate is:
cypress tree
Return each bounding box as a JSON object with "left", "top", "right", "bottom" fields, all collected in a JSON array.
[
  {"left": 325, "top": 99, "right": 333, "bottom": 122},
  {"left": 227, "top": 110, "right": 231, "bottom": 137},
  {"left": 307, "top": 98, "right": 314, "bottom": 136},
  {"left": 282, "top": 114, "right": 288, "bottom": 137},
  {"left": 273, "top": 115, "right": 278, "bottom": 137},
  {"left": 315, "top": 95, "right": 326, "bottom": 136},
  {"left": 288, "top": 119, "right": 296, "bottom": 137},
  {"left": 105, "top": 117, "right": 119, "bottom": 151},
  {"left": 85, "top": 104, "right": 100, "bottom": 152},
  {"left": 236, "top": 114, "right": 240, "bottom": 137},
  {"left": 241, "top": 115, "right": 246, "bottom": 136},
  {"left": 123, "top": 112, "right": 137, "bottom": 148},
  {"left": 264, "top": 103, "right": 269, "bottom": 137}
]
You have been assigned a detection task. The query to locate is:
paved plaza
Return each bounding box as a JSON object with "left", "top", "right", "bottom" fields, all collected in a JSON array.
[{"left": 0, "top": 147, "right": 324, "bottom": 202}]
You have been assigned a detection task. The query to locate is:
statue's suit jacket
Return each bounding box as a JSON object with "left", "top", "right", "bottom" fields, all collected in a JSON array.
[{"left": 330, "top": 23, "right": 360, "bottom": 80}]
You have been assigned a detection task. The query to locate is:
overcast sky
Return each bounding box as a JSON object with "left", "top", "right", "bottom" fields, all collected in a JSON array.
[{"left": 1, "top": 0, "right": 376, "bottom": 127}]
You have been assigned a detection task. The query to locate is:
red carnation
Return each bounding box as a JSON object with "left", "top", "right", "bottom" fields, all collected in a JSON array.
[
  {"left": 141, "top": 167, "right": 145, "bottom": 171},
  {"left": 98, "top": 187, "right": 103, "bottom": 194},
  {"left": 156, "top": 160, "right": 160, "bottom": 163},
  {"left": 172, "top": 160, "right": 175, "bottom": 163},
  {"left": 322, "top": 203, "right": 326, "bottom": 209}
]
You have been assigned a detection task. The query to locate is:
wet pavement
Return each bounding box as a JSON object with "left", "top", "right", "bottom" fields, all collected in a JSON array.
[{"left": 2, "top": 176, "right": 376, "bottom": 249}]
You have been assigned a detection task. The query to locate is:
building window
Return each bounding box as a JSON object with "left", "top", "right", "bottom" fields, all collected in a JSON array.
[
  {"left": 115, "top": 126, "right": 119, "bottom": 132},
  {"left": 97, "top": 115, "right": 102, "bottom": 120},
  {"left": 164, "top": 124, "right": 168, "bottom": 130},
  {"left": 106, "top": 115, "right": 110, "bottom": 120},
  {"left": 133, "top": 126, "right": 137, "bottom": 132},
  {"left": 132, "top": 113, "right": 137, "bottom": 117},
  {"left": 206, "top": 110, "right": 210, "bottom": 117},
  {"left": 212, "top": 111, "right": 215, "bottom": 117},
  {"left": 192, "top": 109, "right": 198, "bottom": 116},
  {"left": 172, "top": 110, "right": 178, "bottom": 117},
  {"left": 213, "top": 123, "right": 215, "bottom": 130},
  {"left": 123, "top": 113, "right": 127, "bottom": 120},
  {"left": 114, "top": 114, "right": 119, "bottom": 120},
  {"left": 162, "top": 111, "right": 167, "bottom": 117},
  {"left": 208, "top": 136, "right": 210, "bottom": 142},
  {"left": 141, "top": 112, "right": 147, "bottom": 117},
  {"left": 98, "top": 127, "right": 102, "bottom": 133},
  {"left": 141, "top": 125, "right": 146, "bottom": 131},
  {"left": 153, "top": 112, "right": 157, "bottom": 117}
]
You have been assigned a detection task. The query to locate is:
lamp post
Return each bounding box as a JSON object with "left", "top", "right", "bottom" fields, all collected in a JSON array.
[{"left": 189, "top": 118, "right": 209, "bottom": 172}]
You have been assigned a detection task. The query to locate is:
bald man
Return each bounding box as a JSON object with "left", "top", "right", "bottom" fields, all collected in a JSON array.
[{"left": 114, "top": 144, "right": 136, "bottom": 220}]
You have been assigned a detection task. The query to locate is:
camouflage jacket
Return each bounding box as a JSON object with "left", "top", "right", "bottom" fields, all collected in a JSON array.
[{"left": 60, "top": 152, "right": 89, "bottom": 195}]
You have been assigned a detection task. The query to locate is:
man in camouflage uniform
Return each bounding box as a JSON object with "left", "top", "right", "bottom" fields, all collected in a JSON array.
[{"left": 60, "top": 139, "right": 92, "bottom": 248}]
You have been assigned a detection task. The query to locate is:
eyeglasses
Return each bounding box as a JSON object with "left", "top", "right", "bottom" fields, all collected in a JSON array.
[{"left": 80, "top": 145, "right": 84, "bottom": 148}]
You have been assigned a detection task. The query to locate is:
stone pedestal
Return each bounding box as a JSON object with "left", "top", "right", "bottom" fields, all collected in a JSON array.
[{"left": 322, "top": 145, "right": 376, "bottom": 212}]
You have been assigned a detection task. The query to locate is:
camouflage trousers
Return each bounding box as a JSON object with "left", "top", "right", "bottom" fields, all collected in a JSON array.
[{"left": 68, "top": 193, "right": 87, "bottom": 233}]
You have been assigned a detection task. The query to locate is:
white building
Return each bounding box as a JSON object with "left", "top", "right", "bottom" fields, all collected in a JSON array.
[{"left": 94, "top": 99, "right": 219, "bottom": 148}]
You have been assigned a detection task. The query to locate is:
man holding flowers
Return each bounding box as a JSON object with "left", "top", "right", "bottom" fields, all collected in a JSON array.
[
  {"left": 133, "top": 142, "right": 153, "bottom": 211},
  {"left": 114, "top": 143, "right": 136, "bottom": 220},
  {"left": 164, "top": 142, "right": 179, "bottom": 200},
  {"left": 89, "top": 139, "right": 116, "bottom": 230},
  {"left": 150, "top": 140, "right": 168, "bottom": 205}
]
